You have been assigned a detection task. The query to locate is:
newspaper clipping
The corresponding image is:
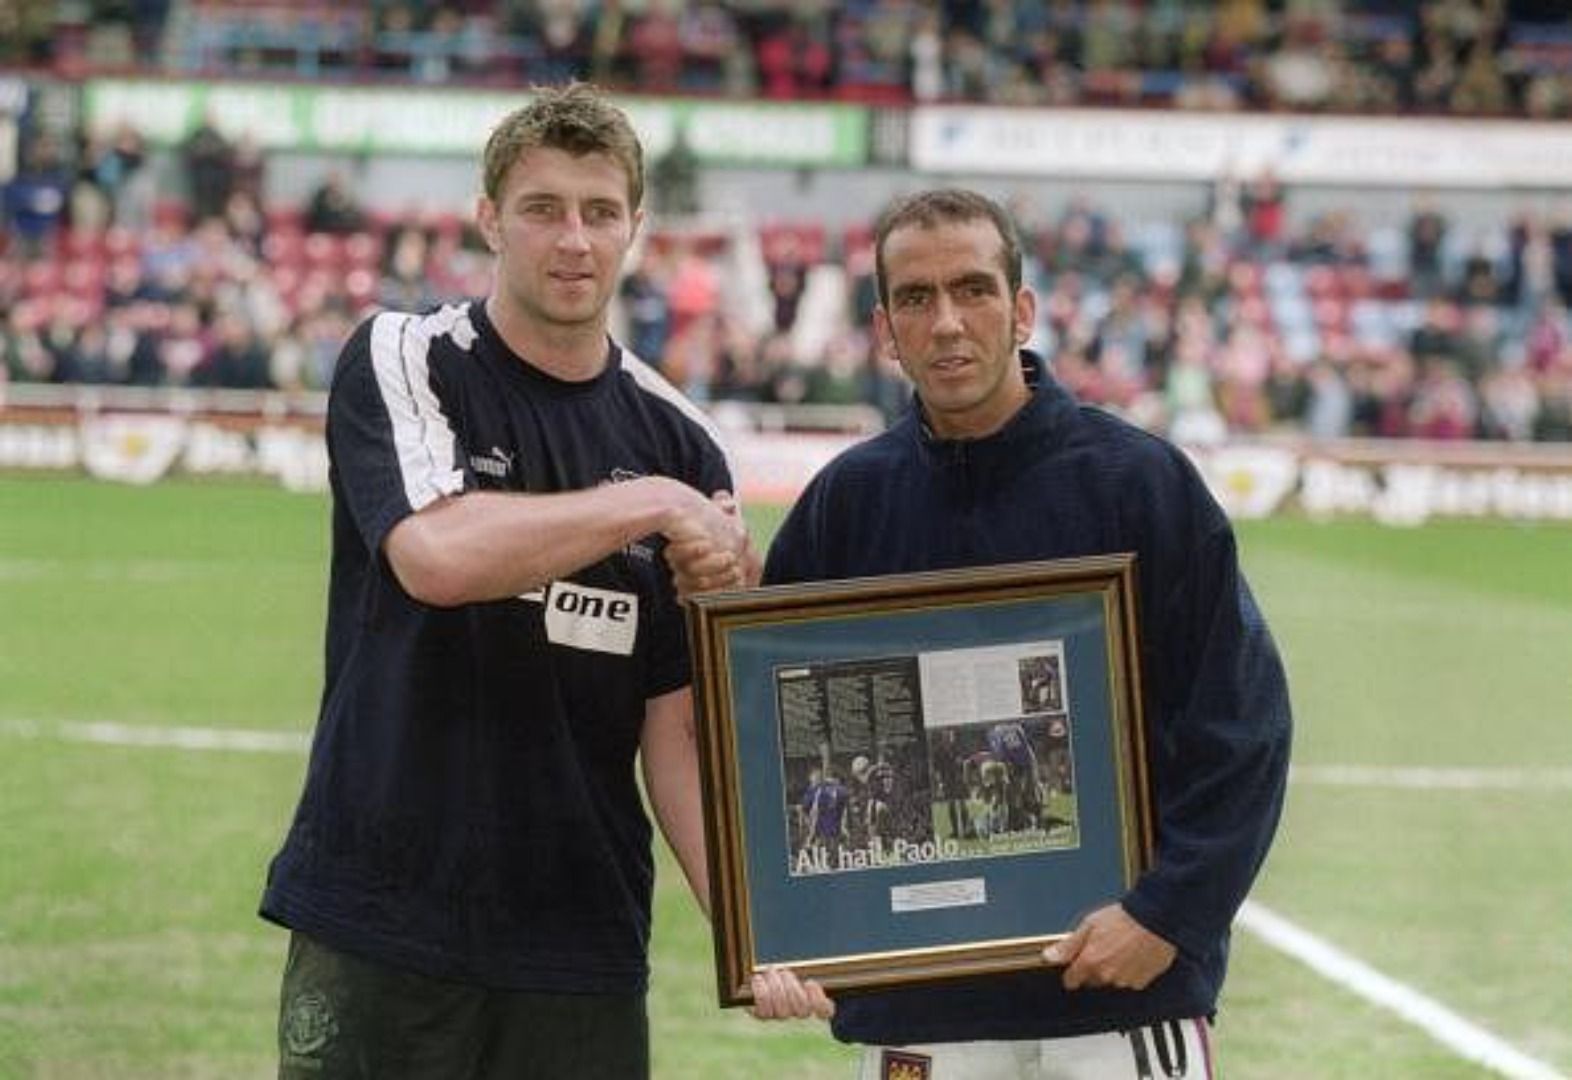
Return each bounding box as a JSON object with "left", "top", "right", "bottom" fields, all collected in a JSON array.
[{"left": 777, "top": 641, "right": 1080, "bottom": 878}]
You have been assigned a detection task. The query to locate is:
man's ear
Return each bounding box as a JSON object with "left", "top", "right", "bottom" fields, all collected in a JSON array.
[
  {"left": 1013, "top": 287, "right": 1037, "bottom": 346},
  {"left": 476, "top": 194, "right": 501, "bottom": 254},
  {"left": 873, "top": 306, "right": 900, "bottom": 365}
]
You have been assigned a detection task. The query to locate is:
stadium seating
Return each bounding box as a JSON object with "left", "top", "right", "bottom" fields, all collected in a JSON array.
[
  {"left": 11, "top": 2, "right": 1570, "bottom": 116},
  {"left": 5, "top": 2, "right": 1572, "bottom": 442}
]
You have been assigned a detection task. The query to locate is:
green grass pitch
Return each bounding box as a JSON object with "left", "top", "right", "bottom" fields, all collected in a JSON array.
[{"left": 1, "top": 475, "right": 1568, "bottom": 1078}]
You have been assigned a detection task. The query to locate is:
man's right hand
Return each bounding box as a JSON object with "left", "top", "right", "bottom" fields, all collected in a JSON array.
[{"left": 660, "top": 487, "right": 755, "bottom": 599}]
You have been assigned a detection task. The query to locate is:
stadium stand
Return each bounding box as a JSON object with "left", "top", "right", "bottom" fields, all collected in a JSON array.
[
  {"left": 8, "top": 1, "right": 1571, "bottom": 116},
  {"left": 3, "top": 1, "right": 1572, "bottom": 444}
]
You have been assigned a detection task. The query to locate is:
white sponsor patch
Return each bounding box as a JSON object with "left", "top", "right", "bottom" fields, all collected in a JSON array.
[{"left": 542, "top": 581, "right": 639, "bottom": 656}]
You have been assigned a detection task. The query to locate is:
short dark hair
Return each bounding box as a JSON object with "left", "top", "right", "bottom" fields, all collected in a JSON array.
[
  {"left": 482, "top": 82, "right": 644, "bottom": 209},
  {"left": 873, "top": 189, "right": 1023, "bottom": 308}
]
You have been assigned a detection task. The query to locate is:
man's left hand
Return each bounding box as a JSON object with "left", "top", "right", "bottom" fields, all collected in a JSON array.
[
  {"left": 749, "top": 965, "right": 835, "bottom": 1022},
  {"left": 1042, "top": 903, "right": 1177, "bottom": 991}
]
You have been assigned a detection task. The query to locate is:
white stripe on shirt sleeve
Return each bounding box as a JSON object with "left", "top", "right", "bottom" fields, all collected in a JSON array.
[{"left": 368, "top": 307, "right": 467, "bottom": 511}]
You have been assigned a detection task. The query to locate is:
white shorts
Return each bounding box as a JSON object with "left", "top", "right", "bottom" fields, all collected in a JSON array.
[{"left": 857, "top": 1019, "right": 1214, "bottom": 1080}]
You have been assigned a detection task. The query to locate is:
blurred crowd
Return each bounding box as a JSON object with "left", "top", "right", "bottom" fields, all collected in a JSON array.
[
  {"left": 5, "top": 108, "right": 1572, "bottom": 444},
  {"left": 3, "top": 0, "right": 1571, "bottom": 117},
  {"left": 1021, "top": 185, "right": 1572, "bottom": 444},
  {"left": 5, "top": 0, "right": 1572, "bottom": 442}
]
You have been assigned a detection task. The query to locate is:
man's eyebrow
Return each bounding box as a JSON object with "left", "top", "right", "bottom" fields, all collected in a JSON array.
[{"left": 945, "top": 271, "right": 1000, "bottom": 291}]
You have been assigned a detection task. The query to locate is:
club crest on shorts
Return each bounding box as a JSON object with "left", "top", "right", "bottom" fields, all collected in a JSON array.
[
  {"left": 880, "top": 1048, "right": 933, "bottom": 1080},
  {"left": 280, "top": 989, "right": 338, "bottom": 1059}
]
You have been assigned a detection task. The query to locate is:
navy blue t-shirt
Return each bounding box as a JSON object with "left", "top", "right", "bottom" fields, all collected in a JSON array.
[
  {"left": 261, "top": 301, "right": 733, "bottom": 993},
  {"left": 764, "top": 353, "right": 1292, "bottom": 1043}
]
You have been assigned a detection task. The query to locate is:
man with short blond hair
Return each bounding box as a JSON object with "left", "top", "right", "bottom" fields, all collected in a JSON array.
[{"left": 262, "top": 83, "right": 751, "bottom": 1079}]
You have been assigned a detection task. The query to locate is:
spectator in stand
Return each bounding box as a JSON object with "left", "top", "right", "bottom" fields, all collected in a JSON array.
[
  {"left": 268, "top": 314, "right": 317, "bottom": 391},
  {"left": 677, "top": 1, "right": 740, "bottom": 93},
  {"left": 2, "top": 302, "right": 52, "bottom": 383},
  {"left": 758, "top": 329, "right": 809, "bottom": 405},
  {"left": 223, "top": 189, "right": 267, "bottom": 257},
  {"left": 126, "top": 0, "right": 171, "bottom": 64},
  {"left": 1369, "top": 352, "right": 1419, "bottom": 438},
  {"left": 629, "top": 0, "right": 685, "bottom": 94},
  {"left": 232, "top": 132, "right": 268, "bottom": 206},
  {"left": 1451, "top": 38, "right": 1512, "bottom": 114},
  {"left": 68, "top": 321, "right": 117, "bottom": 384},
  {"left": 1213, "top": 319, "right": 1275, "bottom": 433},
  {"left": 620, "top": 250, "right": 673, "bottom": 369},
  {"left": 72, "top": 121, "right": 145, "bottom": 232},
  {"left": 181, "top": 110, "right": 236, "bottom": 224},
  {"left": 39, "top": 301, "right": 85, "bottom": 383},
  {"left": 708, "top": 314, "right": 767, "bottom": 402},
  {"left": 0, "top": 0, "right": 52, "bottom": 64},
  {"left": 1457, "top": 245, "right": 1504, "bottom": 307},
  {"left": 1369, "top": 32, "right": 1418, "bottom": 110},
  {"left": 1092, "top": 274, "right": 1155, "bottom": 404},
  {"left": 1479, "top": 366, "right": 1541, "bottom": 441},
  {"left": 120, "top": 303, "right": 167, "bottom": 386},
  {"left": 1262, "top": 14, "right": 1337, "bottom": 110},
  {"left": 1173, "top": 218, "right": 1229, "bottom": 304},
  {"left": 1505, "top": 211, "right": 1557, "bottom": 311},
  {"left": 194, "top": 310, "right": 271, "bottom": 389},
  {"left": 1303, "top": 357, "right": 1354, "bottom": 440},
  {"left": 4, "top": 134, "right": 71, "bottom": 257},
  {"left": 663, "top": 309, "right": 720, "bottom": 402},
  {"left": 664, "top": 237, "right": 721, "bottom": 346},
  {"left": 1410, "top": 296, "right": 1466, "bottom": 376},
  {"left": 1536, "top": 372, "right": 1572, "bottom": 439},
  {"left": 1409, "top": 358, "right": 1480, "bottom": 439},
  {"left": 540, "top": 0, "right": 592, "bottom": 81},
  {"left": 304, "top": 170, "right": 366, "bottom": 235},
  {"left": 1551, "top": 211, "right": 1572, "bottom": 307},
  {"left": 297, "top": 302, "right": 356, "bottom": 389},
  {"left": 1241, "top": 169, "right": 1287, "bottom": 258},
  {"left": 909, "top": 8, "right": 944, "bottom": 102},
  {"left": 589, "top": 0, "right": 631, "bottom": 84},
  {"left": 1524, "top": 70, "right": 1572, "bottom": 120},
  {"left": 803, "top": 327, "right": 868, "bottom": 405},
  {"left": 158, "top": 301, "right": 212, "bottom": 385},
  {"left": 1524, "top": 297, "right": 1570, "bottom": 374},
  {"left": 649, "top": 122, "right": 700, "bottom": 217},
  {"left": 768, "top": 252, "right": 808, "bottom": 334},
  {"left": 754, "top": 12, "right": 833, "bottom": 99},
  {"left": 1408, "top": 196, "right": 1451, "bottom": 300},
  {"left": 377, "top": 222, "right": 439, "bottom": 312}
]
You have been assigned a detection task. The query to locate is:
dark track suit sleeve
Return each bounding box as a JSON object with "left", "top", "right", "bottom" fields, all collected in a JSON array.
[{"left": 1121, "top": 515, "right": 1293, "bottom": 962}]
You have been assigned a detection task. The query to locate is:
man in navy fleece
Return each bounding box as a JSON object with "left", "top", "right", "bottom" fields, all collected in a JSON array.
[{"left": 749, "top": 188, "right": 1291, "bottom": 1080}]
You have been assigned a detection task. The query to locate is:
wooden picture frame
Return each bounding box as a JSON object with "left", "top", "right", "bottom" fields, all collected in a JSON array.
[{"left": 684, "top": 554, "right": 1152, "bottom": 1005}]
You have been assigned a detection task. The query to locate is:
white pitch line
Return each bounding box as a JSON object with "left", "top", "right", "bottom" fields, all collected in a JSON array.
[
  {"left": 1292, "top": 765, "right": 1572, "bottom": 791},
  {"left": 1239, "top": 901, "right": 1567, "bottom": 1080},
  {"left": 0, "top": 717, "right": 309, "bottom": 754},
  {"left": 7, "top": 719, "right": 1571, "bottom": 792}
]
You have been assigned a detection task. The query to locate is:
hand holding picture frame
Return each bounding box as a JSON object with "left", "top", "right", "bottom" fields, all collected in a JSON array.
[{"left": 684, "top": 554, "right": 1153, "bottom": 1006}]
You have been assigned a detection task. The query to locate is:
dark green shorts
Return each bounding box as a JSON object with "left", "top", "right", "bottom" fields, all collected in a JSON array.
[{"left": 276, "top": 931, "right": 649, "bottom": 1080}]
